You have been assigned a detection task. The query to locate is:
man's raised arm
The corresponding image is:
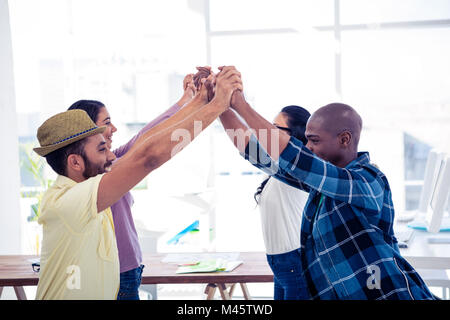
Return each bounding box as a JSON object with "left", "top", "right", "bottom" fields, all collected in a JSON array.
[
  {"left": 229, "top": 89, "right": 291, "bottom": 161},
  {"left": 97, "top": 66, "right": 242, "bottom": 212},
  {"left": 219, "top": 108, "right": 252, "bottom": 154}
]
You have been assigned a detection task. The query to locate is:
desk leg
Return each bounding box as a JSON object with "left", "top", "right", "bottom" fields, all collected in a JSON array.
[
  {"left": 205, "top": 283, "right": 234, "bottom": 300},
  {"left": 228, "top": 283, "right": 236, "bottom": 299},
  {"left": 204, "top": 283, "right": 250, "bottom": 300},
  {"left": 240, "top": 283, "right": 251, "bottom": 300},
  {"left": 13, "top": 286, "right": 27, "bottom": 300},
  {"left": 204, "top": 284, "right": 217, "bottom": 300},
  {"left": 217, "top": 283, "right": 231, "bottom": 300}
]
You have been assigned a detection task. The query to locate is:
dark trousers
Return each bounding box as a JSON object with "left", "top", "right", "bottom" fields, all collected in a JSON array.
[
  {"left": 266, "top": 249, "right": 310, "bottom": 300},
  {"left": 117, "top": 264, "right": 144, "bottom": 300}
]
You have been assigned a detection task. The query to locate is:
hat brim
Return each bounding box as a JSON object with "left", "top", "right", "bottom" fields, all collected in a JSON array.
[{"left": 33, "top": 126, "right": 107, "bottom": 157}]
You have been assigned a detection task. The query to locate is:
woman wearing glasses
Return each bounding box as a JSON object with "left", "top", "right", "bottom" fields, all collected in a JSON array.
[
  {"left": 254, "top": 105, "right": 311, "bottom": 300},
  {"left": 221, "top": 104, "right": 311, "bottom": 300}
]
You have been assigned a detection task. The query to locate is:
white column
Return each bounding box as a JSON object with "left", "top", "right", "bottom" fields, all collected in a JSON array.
[{"left": 0, "top": 0, "right": 22, "bottom": 254}]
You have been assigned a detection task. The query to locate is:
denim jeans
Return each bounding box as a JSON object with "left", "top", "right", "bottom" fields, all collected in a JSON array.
[
  {"left": 117, "top": 264, "right": 144, "bottom": 300},
  {"left": 266, "top": 249, "right": 310, "bottom": 300}
]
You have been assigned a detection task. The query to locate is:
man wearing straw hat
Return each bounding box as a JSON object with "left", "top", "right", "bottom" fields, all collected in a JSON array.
[{"left": 33, "top": 66, "right": 242, "bottom": 299}]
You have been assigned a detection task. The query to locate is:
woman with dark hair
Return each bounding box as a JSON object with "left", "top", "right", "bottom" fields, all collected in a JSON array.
[
  {"left": 254, "top": 105, "right": 310, "bottom": 204},
  {"left": 68, "top": 74, "right": 196, "bottom": 300},
  {"left": 256, "top": 105, "right": 311, "bottom": 300},
  {"left": 221, "top": 104, "right": 311, "bottom": 300}
]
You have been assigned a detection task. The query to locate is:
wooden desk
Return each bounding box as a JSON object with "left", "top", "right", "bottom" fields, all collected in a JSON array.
[
  {"left": 0, "top": 255, "right": 38, "bottom": 300},
  {"left": 0, "top": 252, "right": 273, "bottom": 300},
  {"left": 141, "top": 252, "right": 273, "bottom": 300}
]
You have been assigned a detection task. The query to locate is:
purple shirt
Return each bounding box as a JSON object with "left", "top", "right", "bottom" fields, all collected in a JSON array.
[{"left": 111, "top": 103, "right": 181, "bottom": 273}]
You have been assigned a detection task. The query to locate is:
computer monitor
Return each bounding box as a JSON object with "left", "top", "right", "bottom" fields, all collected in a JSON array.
[
  {"left": 406, "top": 150, "right": 448, "bottom": 231},
  {"left": 399, "top": 150, "right": 445, "bottom": 223},
  {"left": 418, "top": 150, "right": 446, "bottom": 214},
  {"left": 425, "top": 155, "right": 450, "bottom": 233}
]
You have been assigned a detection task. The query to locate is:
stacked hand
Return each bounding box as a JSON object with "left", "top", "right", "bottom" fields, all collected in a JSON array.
[
  {"left": 212, "top": 66, "right": 243, "bottom": 111},
  {"left": 196, "top": 73, "right": 215, "bottom": 104},
  {"left": 193, "top": 66, "right": 215, "bottom": 102},
  {"left": 193, "top": 67, "right": 212, "bottom": 90},
  {"left": 183, "top": 74, "right": 196, "bottom": 97},
  {"left": 176, "top": 73, "right": 197, "bottom": 107},
  {"left": 193, "top": 65, "right": 243, "bottom": 111}
]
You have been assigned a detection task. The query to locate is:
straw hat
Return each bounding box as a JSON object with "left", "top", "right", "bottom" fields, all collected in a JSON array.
[{"left": 34, "top": 109, "right": 106, "bottom": 156}]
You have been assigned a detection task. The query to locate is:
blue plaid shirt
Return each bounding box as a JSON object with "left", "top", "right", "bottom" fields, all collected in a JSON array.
[{"left": 243, "top": 134, "right": 435, "bottom": 300}]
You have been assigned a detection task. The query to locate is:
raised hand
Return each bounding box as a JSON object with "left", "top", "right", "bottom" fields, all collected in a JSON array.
[
  {"left": 193, "top": 66, "right": 211, "bottom": 89},
  {"left": 177, "top": 73, "right": 197, "bottom": 107},
  {"left": 183, "top": 73, "right": 196, "bottom": 97},
  {"left": 193, "top": 66, "right": 215, "bottom": 102},
  {"left": 212, "top": 66, "right": 243, "bottom": 112},
  {"left": 230, "top": 89, "right": 247, "bottom": 111},
  {"left": 195, "top": 73, "right": 215, "bottom": 105}
]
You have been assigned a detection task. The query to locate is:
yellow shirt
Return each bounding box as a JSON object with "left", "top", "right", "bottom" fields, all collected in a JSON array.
[{"left": 36, "top": 174, "right": 119, "bottom": 300}]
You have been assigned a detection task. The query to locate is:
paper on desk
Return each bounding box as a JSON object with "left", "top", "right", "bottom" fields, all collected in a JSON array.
[
  {"left": 175, "top": 258, "right": 243, "bottom": 274},
  {"left": 224, "top": 260, "right": 243, "bottom": 272},
  {"left": 162, "top": 252, "right": 240, "bottom": 264}
]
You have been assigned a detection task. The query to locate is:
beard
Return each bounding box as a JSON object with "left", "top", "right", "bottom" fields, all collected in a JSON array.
[{"left": 82, "top": 154, "right": 113, "bottom": 179}]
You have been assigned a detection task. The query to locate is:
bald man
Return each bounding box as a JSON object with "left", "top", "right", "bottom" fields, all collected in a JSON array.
[
  {"left": 220, "top": 90, "right": 435, "bottom": 300},
  {"left": 303, "top": 103, "right": 362, "bottom": 167}
]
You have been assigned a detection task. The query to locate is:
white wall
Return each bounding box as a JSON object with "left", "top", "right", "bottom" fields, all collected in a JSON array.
[{"left": 0, "top": 0, "right": 22, "bottom": 254}]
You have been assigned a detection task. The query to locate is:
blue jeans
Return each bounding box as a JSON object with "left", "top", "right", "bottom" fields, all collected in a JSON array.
[
  {"left": 117, "top": 264, "right": 144, "bottom": 300},
  {"left": 266, "top": 249, "right": 310, "bottom": 300}
]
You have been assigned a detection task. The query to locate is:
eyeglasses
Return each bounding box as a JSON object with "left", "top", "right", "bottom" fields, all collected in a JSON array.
[{"left": 275, "top": 125, "right": 292, "bottom": 133}]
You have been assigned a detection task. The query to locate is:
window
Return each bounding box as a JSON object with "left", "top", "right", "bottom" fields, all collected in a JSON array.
[
  {"left": 9, "top": 1, "right": 450, "bottom": 254},
  {"left": 341, "top": 0, "right": 450, "bottom": 24}
]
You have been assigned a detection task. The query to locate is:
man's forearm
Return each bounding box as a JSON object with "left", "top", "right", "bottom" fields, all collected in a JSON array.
[
  {"left": 176, "top": 90, "right": 194, "bottom": 108},
  {"left": 231, "top": 92, "right": 290, "bottom": 160},
  {"left": 219, "top": 109, "right": 252, "bottom": 153}
]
